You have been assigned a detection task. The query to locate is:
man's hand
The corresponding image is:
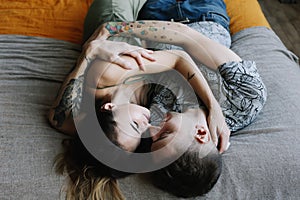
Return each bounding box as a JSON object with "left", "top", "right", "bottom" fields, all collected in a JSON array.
[
  {"left": 83, "top": 24, "right": 156, "bottom": 70},
  {"left": 207, "top": 102, "right": 231, "bottom": 153}
]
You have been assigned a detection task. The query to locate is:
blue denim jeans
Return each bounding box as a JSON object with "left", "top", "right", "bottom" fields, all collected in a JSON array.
[{"left": 138, "top": 0, "right": 230, "bottom": 32}]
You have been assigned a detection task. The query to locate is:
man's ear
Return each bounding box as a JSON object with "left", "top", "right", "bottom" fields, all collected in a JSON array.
[
  {"left": 194, "top": 128, "right": 210, "bottom": 144},
  {"left": 101, "top": 103, "right": 115, "bottom": 111}
]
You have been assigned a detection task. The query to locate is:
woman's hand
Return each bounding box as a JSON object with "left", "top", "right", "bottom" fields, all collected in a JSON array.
[
  {"left": 207, "top": 102, "right": 231, "bottom": 153},
  {"left": 83, "top": 24, "right": 156, "bottom": 70}
]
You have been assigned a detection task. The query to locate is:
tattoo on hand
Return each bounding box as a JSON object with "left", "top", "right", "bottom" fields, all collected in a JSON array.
[{"left": 53, "top": 75, "right": 84, "bottom": 127}]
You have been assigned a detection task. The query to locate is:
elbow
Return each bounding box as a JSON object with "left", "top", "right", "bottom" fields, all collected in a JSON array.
[
  {"left": 48, "top": 109, "right": 76, "bottom": 135},
  {"left": 172, "top": 50, "right": 193, "bottom": 64},
  {"left": 170, "top": 49, "right": 190, "bottom": 59}
]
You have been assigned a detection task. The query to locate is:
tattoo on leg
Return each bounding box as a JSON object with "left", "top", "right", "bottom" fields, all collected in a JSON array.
[{"left": 53, "top": 75, "right": 84, "bottom": 127}]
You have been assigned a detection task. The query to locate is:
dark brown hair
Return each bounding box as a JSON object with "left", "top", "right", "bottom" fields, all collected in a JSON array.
[{"left": 150, "top": 141, "right": 222, "bottom": 197}]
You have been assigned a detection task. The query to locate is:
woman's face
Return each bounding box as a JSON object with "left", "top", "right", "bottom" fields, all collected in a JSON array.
[{"left": 107, "top": 103, "right": 151, "bottom": 152}]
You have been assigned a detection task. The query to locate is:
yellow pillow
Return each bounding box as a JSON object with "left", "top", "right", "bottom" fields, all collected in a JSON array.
[
  {"left": 0, "top": 0, "right": 93, "bottom": 44},
  {"left": 0, "top": 0, "right": 270, "bottom": 44},
  {"left": 224, "top": 0, "right": 271, "bottom": 35}
]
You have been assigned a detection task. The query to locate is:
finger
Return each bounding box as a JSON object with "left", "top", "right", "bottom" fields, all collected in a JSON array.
[
  {"left": 218, "top": 128, "right": 231, "bottom": 153},
  {"left": 209, "top": 125, "right": 218, "bottom": 147},
  {"left": 135, "top": 53, "right": 146, "bottom": 71},
  {"left": 126, "top": 51, "right": 145, "bottom": 71},
  {"left": 112, "top": 56, "right": 132, "bottom": 70},
  {"left": 145, "top": 49, "right": 154, "bottom": 54},
  {"left": 141, "top": 51, "right": 156, "bottom": 62}
]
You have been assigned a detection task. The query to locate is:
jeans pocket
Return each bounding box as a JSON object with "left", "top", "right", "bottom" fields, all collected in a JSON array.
[{"left": 208, "top": 12, "right": 230, "bottom": 30}]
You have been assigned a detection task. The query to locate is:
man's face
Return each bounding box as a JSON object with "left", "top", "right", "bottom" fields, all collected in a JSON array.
[{"left": 149, "top": 109, "right": 216, "bottom": 160}]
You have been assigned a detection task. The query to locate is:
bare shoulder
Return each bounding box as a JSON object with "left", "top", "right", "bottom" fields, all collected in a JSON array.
[{"left": 85, "top": 59, "right": 126, "bottom": 89}]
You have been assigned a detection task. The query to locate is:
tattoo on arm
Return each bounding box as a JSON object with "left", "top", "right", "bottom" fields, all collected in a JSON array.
[
  {"left": 105, "top": 22, "right": 132, "bottom": 35},
  {"left": 53, "top": 75, "right": 84, "bottom": 127},
  {"left": 187, "top": 72, "right": 195, "bottom": 81},
  {"left": 105, "top": 21, "right": 184, "bottom": 45}
]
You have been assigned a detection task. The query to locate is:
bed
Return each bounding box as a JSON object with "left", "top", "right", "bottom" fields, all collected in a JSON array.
[{"left": 0, "top": 0, "right": 299, "bottom": 199}]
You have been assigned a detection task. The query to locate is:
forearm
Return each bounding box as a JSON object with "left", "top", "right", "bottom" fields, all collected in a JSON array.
[
  {"left": 174, "top": 53, "right": 229, "bottom": 147},
  {"left": 121, "top": 49, "right": 219, "bottom": 108},
  {"left": 103, "top": 21, "right": 241, "bottom": 70},
  {"left": 48, "top": 52, "right": 92, "bottom": 134},
  {"left": 173, "top": 52, "right": 218, "bottom": 108}
]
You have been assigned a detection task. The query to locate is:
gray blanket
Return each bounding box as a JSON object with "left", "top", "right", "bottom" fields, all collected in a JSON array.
[{"left": 0, "top": 27, "right": 300, "bottom": 200}]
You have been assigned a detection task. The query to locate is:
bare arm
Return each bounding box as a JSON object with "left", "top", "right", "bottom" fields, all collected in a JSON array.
[
  {"left": 48, "top": 54, "right": 91, "bottom": 134},
  {"left": 97, "top": 20, "right": 241, "bottom": 70}
]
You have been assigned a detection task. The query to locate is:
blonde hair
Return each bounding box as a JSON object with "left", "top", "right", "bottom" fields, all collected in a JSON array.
[{"left": 54, "top": 138, "right": 126, "bottom": 200}]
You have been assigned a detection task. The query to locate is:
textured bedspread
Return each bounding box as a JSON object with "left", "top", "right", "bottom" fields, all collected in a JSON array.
[
  {"left": 0, "top": 35, "right": 81, "bottom": 199},
  {"left": 0, "top": 27, "right": 300, "bottom": 199}
]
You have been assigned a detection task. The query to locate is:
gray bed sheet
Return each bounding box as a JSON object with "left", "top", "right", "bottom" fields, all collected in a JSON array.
[{"left": 0, "top": 27, "right": 299, "bottom": 200}]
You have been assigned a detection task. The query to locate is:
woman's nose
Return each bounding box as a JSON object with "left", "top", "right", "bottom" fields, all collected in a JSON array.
[
  {"left": 148, "top": 126, "right": 162, "bottom": 141},
  {"left": 137, "top": 118, "right": 150, "bottom": 128},
  {"left": 134, "top": 113, "right": 149, "bottom": 127}
]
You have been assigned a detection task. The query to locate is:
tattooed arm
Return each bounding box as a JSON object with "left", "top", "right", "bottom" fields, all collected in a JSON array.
[
  {"left": 97, "top": 20, "right": 241, "bottom": 70},
  {"left": 48, "top": 53, "right": 92, "bottom": 134}
]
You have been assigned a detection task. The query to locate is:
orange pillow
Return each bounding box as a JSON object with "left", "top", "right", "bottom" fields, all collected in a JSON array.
[
  {"left": 224, "top": 0, "right": 271, "bottom": 35},
  {"left": 0, "top": 0, "right": 92, "bottom": 44},
  {"left": 0, "top": 0, "right": 270, "bottom": 44}
]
